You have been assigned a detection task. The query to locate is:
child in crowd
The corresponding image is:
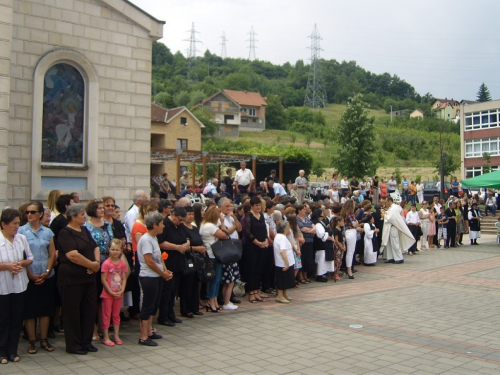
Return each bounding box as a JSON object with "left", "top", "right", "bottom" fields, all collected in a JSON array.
[
  {"left": 436, "top": 207, "right": 449, "bottom": 249},
  {"left": 332, "top": 216, "right": 346, "bottom": 281},
  {"left": 428, "top": 207, "right": 437, "bottom": 249},
  {"left": 363, "top": 214, "right": 379, "bottom": 266},
  {"left": 101, "top": 239, "right": 128, "bottom": 346}
]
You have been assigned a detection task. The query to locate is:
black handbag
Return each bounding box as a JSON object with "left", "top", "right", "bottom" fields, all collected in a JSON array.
[
  {"left": 211, "top": 237, "right": 243, "bottom": 264},
  {"left": 183, "top": 252, "right": 196, "bottom": 275},
  {"left": 196, "top": 253, "right": 216, "bottom": 282}
]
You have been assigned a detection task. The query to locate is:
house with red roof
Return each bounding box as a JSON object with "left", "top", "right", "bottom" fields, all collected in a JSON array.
[
  {"left": 195, "top": 89, "right": 267, "bottom": 137},
  {"left": 150, "top": 103, "right": 205, "bottom": 177}
]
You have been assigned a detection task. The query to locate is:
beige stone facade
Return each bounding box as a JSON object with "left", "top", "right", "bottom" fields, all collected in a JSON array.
[{"left": 1, "top": 0, "right": 164, "bottom": 210}]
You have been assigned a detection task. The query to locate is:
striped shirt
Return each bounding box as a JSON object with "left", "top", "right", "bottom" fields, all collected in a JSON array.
[{"left": 0, "top": 231, "right": 34, "bottom": 295}]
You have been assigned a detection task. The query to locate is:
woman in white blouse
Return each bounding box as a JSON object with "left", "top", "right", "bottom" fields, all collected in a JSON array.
[
  {"left": 419, "top": 201, "right": 430, "bottom": 251},
  {"left": 0, "top": 209, "right": 34, "bottom": 364},
  {"left": 273, "top": 221, "right": 296, "bottom": 303}
]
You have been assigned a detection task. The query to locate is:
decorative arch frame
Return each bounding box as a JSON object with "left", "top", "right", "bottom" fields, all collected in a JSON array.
[{"left": 31, "top": 49, "right": 99, "bottom": 200}]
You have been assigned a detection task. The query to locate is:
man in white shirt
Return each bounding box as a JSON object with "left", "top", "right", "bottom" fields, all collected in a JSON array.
[
  {"left": 295, "top": 170, "right": 308, "bottom": 204},
  {"left": 405, "top": 203, "right": 421, "bottom": 255},
  {"left": 206, "top": 179, "right": 220, "bottom": 200},
  {"left": 234, "top": 161, "right": 255, "bottom": 197},
  {"left": 268, "top": 180, "right": 295, "bottom": 204},
  {"left": 124, "top": 190, "right": 147, "bottom": 243},
  {"left": 388, "top": 176, "right": 397, "bottom": 193}
]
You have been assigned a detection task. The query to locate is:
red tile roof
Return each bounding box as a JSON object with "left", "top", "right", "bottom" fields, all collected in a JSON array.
[
  {"left": 223, "top": 89, "right": 267, "bottom": 107},
  {"left": 151, "top": 102, "right": 167, "bottom": 123},
  {"left": 165, "top": 107, "right": 184, "bottom": 122}
]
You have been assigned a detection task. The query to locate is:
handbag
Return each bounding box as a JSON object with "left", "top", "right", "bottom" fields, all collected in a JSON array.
[
  {"left": 233, "top": 280, "right": 246, "bottom": 297},
  {"left": 183, "top": 253, "right": 196, "bottom": 275},
  {"left": 196, "top": 253, "right": 216, "bottom": 282},
  {"left": 211, "top": 237, "right": 243, "bottom": 264}
]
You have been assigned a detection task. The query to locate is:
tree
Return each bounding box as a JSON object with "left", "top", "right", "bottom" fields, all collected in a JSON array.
[
  {"left": 311, "top": 160, "right": 326, "bottom": 179},
  {"left": 154, "top": 92, "right": 175, "bottom": 108},
  {"left": 332, "top": 94, "right": 379, "bottom": 177},
  {"left": 192, "top": 108, "right": 220, "bottom": 137},
  {"left": 483, "top": 152, "right": 491, "bottom": 174},
  {"left": 476, "top": 82, "right": 492, "bottom": 102},
  {"left": 432, "top": 154, "right": 459, "bottom": 178},
  {"left": 305, "top": 134, "right": 312, "bottom": 147},
  {"left": 265, "top": 94, "right": 286, "bottom": 130}
]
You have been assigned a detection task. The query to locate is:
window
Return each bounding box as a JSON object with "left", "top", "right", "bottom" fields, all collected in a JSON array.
[
  {"left": 466, "top": 166, "right": 500, "bottom": 178},
  {"left": 241, "top": 118, "right": 248, "bottom": 123},
  {"left": 465, "top": 109, "right": 500, "bottom": 130},
  {"left": 42, "top": 63, "right": 85, "bottom": 166},
  {"left": 177, "top": 139, "right": 188, "bottom": 150},
  {"left": 224, "top": 115, "right": 234, "bottom": 123},
  {"left": 180, "top": 117, "right": 187, "bottom": 125},
  {"left": 465, "top": 137, "right": 500, "bottom": 157},
  {"left": 249, "top": 108, "right": 256, "bottom": 116}
]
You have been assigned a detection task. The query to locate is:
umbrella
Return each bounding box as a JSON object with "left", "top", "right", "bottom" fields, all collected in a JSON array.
[{"left": 461, "top": 170, "right": 500, "bottom": 189}]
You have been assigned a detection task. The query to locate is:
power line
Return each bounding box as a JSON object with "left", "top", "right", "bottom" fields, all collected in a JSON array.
[
  {"left": 304, "top": 24, "right": 327, "bottom": 110},
  {"left": 184, "top": 22, "right": 202, "bottom": 84},
  {"left": 247, "top": 26, "right": 257, "bottom": 60},
  {"left": 220, "top": 31, "right": 228, "bottom": 58}
]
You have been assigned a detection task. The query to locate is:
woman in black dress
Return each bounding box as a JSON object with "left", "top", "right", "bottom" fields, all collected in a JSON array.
[
  {"left": 57, "top": 204, "right": 100, "bottom": 355},
  {"left": 243, "top": 196, "right": 269, "bottom": 303},
  {"left": 180, "top": 207, "right": 205, "bottom": 318},
  {"left": 296, "top": 204, "right": 315, "bottom": 283}
]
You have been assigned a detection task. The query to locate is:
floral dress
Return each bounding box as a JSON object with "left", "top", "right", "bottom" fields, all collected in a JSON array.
[{"left": 85, "top": 221, "right": 114, "bottom": 263}]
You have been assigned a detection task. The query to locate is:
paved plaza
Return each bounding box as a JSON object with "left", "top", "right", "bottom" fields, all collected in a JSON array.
[{"left": 5, "top": 234, "right": 500, "bottom": 375}]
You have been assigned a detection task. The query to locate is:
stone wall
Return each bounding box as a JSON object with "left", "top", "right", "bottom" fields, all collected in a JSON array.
[
  {"left": 9, "top": 0, "right": 162, "bottom": 210},
  {"left": 0, "top": 0, "right": 12, "bottom": 209}
]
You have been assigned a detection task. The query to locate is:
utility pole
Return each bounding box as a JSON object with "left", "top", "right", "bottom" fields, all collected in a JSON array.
[
  {"left": 304, "top": 24, "right": 327, "bottom": 110},
  {"left": 220, "top": 31, "right": 228, "bottom": 59},
  {"left": 184, "top": 22, "right": 202, "bottom": 84},
  {"left": 247, "top": 26, "right": 257, "bottom": 60}
]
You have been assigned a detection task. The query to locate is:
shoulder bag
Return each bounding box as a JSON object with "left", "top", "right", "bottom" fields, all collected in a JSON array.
[{"left": 211, "top": 236, "right": 243, "bottom": 264}]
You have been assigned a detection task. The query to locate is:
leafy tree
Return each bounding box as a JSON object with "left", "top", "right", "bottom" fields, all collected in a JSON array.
[
  {"left": 290, "top": 133, "right": 297, "bottom": 144},
  {"left": 483, "top": 152, "right": 491, "bottom": 174},
  {"left": 432, "top": 154, "right": 459, "bottom": 177},
  {"left": 392, "top": 168, "right": 402, "bottom": 184},
  {"left": 305, "top": 134, "right": 312, "bottom": 147},
  {"left": 174, "top": 91, "right": 191, "bottom": 107},
  {"left": 311, "top": 160, "right": 326, "bottom": 178},
  {"left": 265, "top": 94, "right": 286, "bottom": 130},
  {"left": 332, "top": 94, "right": 378, "bottom": 177},
  {"left": 193, "top": 108, "right": 220, "bottom": 137},
  {"left": 188, "top": 90, "right": 206, "bottom": 108},
  {"left": 477, "top": 82, "right": 492, "bottom": 102},
  {"left": 154, "top": 92, "right": 175, "bottom": 108}
]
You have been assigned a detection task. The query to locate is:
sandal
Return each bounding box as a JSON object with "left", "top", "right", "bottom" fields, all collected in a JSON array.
[
  {"left": 0, "top": 356, "right": 8, "bottom": 364},
  {"left": 8, "top": 354, "right": 20, "bottom": 362},
  {"left": 92, "top": 335, "right": 100, "bottom": 341},
  {"left": 28, "top": 340, "right": 37, "bottom": 355},
  {"left": 40, "top": 339, "right": 54, "bottom": 352},
  {"left": 248, "top": 292, "right": 258, "bottom": 304},
  {"left": 299, "top": 279, "right": 307, "bottom": 284}
]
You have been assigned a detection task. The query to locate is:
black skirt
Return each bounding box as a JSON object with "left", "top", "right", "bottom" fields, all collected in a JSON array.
[
  {"left": 275, "top": 266, "right": 295, "bottom": 290},
  {"left": 23, "top": 277, "right": 55, "bottom": 319}
]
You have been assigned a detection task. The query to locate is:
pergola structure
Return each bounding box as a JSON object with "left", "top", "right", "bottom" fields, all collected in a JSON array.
[{"left": 151, "top": 148, "right": 284, "bottom": 194}]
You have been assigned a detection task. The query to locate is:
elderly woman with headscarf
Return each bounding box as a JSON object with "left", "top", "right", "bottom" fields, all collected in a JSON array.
[{"left": 311, "top": 209, "right": 335, "bottom": 282}]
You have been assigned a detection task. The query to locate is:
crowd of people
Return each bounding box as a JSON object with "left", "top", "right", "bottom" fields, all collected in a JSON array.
[{"left": 0, "top": 167, "right": 490, "bottom": 364}]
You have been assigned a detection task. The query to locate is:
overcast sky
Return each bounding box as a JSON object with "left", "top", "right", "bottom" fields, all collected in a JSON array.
[{"left": 131, "top": 0, "right": 500, "bottom": 101}]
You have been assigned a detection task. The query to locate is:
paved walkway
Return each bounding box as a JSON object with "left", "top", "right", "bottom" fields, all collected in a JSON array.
[{"left": 5, "top": 234, "right": 500, "bottom": 375}]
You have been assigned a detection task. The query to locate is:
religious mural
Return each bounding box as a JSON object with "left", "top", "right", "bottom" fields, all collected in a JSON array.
[{"left": 42, "top": 63, "right": 85, "bottom": 165}]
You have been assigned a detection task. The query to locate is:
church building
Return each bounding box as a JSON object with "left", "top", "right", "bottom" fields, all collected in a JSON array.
[{"left": 0, "top": 0, "right": 164, "bottom": 209}]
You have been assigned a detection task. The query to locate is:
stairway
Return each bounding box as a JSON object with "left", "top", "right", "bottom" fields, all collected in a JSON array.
[{"left": 478, "top": 213, "right": 499, "bottom": 235}]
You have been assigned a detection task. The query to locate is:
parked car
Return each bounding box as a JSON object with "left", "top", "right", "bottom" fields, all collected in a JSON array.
[{"left": 422, "top": 181, "right": 451, "bottom": 202}]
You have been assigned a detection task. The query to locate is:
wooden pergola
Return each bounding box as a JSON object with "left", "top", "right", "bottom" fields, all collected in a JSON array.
[{"left": 151, "top": 148, "right": 284, "bottom": 194}]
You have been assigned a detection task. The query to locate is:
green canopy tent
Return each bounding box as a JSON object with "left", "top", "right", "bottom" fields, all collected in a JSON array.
[{"left": 461, "top": 170, "right": 500, "bottom": 189}]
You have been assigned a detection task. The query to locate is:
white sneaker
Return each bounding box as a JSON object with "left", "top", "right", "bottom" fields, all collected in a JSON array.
[{"left": 223, "top": 302, "right": 238, "bottom": 310}]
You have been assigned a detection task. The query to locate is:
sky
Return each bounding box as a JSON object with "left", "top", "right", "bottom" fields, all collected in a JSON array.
[{"left": 131, "top": 0, "right": 500, "bottom": 101}]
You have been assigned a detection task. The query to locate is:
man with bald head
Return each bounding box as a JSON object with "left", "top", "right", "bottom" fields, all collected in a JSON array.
[
  {"left": 124, "top": 189, "right": 147, "bottom": 243},
  {"left": 177, "top": 197, "right": 191, "bottom": 208}
]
